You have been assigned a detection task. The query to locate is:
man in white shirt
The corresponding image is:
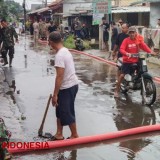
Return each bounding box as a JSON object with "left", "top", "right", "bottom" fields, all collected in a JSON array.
[{"left": 48, "top": 31, "right": 79, "bottom": 140}]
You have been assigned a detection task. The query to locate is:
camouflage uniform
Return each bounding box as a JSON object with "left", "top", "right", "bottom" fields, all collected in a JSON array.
[{"left": 1, "top": 26, "right": 18, "bottom": 66}]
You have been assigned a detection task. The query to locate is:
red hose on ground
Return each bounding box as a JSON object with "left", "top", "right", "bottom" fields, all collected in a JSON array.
[
  {"left": 70, "top": 49, "right": 160, "bottom": 84},
  {"left": 8, "top": 125, "right": 160, "bottom": 154},
  {"left": 37, "top": 40, "right": 160, "bottom": 83}
]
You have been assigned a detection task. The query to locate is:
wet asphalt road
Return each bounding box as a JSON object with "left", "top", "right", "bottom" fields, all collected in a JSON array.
[{"left": 2, "top": 35, "right": 160, "bottom": 160}]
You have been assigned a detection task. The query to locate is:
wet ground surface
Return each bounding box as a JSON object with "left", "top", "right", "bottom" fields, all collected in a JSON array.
[{"left": 1, "top": 35, "right": 160, "bottom": 159}]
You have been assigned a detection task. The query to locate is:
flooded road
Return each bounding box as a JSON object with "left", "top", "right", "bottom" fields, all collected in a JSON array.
[{"left": 2, "top": 36, "right": 160, "bottom": 160}]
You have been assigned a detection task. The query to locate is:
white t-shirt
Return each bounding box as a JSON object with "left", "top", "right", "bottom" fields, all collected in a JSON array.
[
  {"left": 19, "top": 22, "right": 23, "bottom": 29},
  {"left": 156, "top": 25, "right": 160, "bottom": 29},
  {"left": 54, "top": 47, "right": 78, "bottom": 89}
]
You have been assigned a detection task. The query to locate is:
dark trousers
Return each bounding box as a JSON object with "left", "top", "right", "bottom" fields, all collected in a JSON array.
[
  {"left": 1, "top": 46, "right": 14, "bottom": 59},
  {"left": 56, "top": 85, "right": 78, "bottom": 126}
]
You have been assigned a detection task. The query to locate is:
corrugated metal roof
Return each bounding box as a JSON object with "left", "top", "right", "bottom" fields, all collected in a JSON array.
[
  {"left": 28, "top": 7, "right": 50, "bottom": 14},
  {"left": 112, "top": 6, "right": 150, "bottom": 13},
  {"left": 48, "top": 0, "right": 63, "bottom": 7}
]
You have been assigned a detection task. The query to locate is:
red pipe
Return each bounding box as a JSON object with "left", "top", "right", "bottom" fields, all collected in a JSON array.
[
  {"left": 36, "top": 40, "right": 160, "bottom": 83},
  {"left": 70, "top": 49, "right": 160, "bottom": 84},
  {"left": 69, "top": 49, "right": 116, "bottom": 66},
  {"left": 8, "top": 125, "right": 160, "bottom": 154}
]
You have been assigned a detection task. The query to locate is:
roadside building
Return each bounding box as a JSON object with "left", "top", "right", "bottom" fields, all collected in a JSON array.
[
  {"left": 131, "top": 0, "right": 160, "bottom": 28},
  {"left": 27, "top": 7, "right": 52, "bottom": 22}
]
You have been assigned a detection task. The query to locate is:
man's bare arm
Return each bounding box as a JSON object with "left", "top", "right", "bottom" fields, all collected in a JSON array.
[{"left": 53, "top": 67, "right": 64, "bottom": 96}]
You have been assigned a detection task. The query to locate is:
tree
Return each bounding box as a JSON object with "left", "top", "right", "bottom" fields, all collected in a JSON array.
[
  {"left": 0, "top": 1, "right": 9, "bottom": 19},
  {"left": 0, "top": 0, "right": 23, "bottom": 21}
]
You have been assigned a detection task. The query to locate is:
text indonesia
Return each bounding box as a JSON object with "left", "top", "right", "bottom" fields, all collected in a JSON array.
[{"left": 2, "top": 142, "right": 49, "bottom": 149}]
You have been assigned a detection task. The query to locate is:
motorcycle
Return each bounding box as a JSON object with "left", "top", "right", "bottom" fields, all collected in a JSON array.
[
  {"left": 120, "top": 52, "right": 156, "bottom": 106},
  {"left": 75, "top": 37, "right": 85, "bottom": 51},
  {"left": 63, "top": 30, "right": 69, "bottom": 41}
]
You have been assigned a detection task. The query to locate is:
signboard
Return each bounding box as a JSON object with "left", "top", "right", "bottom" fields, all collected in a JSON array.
[
  {"left": 93, "top": 0, "right": 111, "bottom": 14},
  {"left": 92, "top": 13, "right": 104, "bottom": 25},
  {"left": 92, "top": 0, "right": 111, "bottom": 25}
]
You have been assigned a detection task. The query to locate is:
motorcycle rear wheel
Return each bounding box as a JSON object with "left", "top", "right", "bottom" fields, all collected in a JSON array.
[{"left": 142, "top": 78, "right": 156, "bottom": 106}]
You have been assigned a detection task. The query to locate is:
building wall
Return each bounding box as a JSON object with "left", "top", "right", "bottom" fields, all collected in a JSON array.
[
  {"left": 113, "top": 13, "right": 127, "bottom": 23},
  {"left": 112, "top": 0, "right": 138, "bottom": 6},
  {"left": 150, "top": 2, "right": 160, "bottom": 28},
  {"left": 113, "top": 12, "right": 149, "bottom": 26},
  {"left": 63, "top": 0, "right": 92, "bottom": 15}
]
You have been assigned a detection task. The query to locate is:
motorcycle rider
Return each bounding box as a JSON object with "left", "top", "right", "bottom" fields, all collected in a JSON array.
[{"left": 114, "top": 26, "right": 156, "bottom": 98}]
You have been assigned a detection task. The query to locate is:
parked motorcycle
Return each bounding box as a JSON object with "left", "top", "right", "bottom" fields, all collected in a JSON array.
[
  {"left": 63, "top": 30, "right": 69, "bottom": 41},
  {"left": 75, "top": 38, "right": 85, "bottom": 51},
  {"left": 120, "top": 52, "right": 156, "bottom": 106}
]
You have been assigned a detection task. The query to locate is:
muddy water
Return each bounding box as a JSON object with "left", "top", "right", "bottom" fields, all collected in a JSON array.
[{"left": 3, "top": 36, "right": 160, "bottom": 160}]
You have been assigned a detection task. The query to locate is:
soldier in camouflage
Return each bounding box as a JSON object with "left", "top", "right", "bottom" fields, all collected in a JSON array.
[{"left": 1, "top": 19, "right": 18, "bottom": 67}]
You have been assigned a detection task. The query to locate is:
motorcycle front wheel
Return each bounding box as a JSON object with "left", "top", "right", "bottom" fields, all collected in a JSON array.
[{"left": 142, "top": 78, "right": 156, "bottom": 106}]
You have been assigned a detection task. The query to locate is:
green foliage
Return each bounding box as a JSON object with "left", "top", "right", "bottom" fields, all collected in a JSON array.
[
  {"left": 63, "top": 35, "right": 76, "bottom": 49},
  {"left": 0, "top": 2, "right": 8, "bottom": 19},
  {"left": 63, "top": 35, "right": 91, "bottom": 50},
  {"left": 83, "top": 40, "right": 91, "bottom": 50},
  {"left": 0, "top": 0, "right": 23, "bottom": 20}
]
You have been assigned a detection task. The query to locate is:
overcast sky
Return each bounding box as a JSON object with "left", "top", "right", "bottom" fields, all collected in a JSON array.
[{"left": 14, "top": 0, "right": 54, "bottom": 9}]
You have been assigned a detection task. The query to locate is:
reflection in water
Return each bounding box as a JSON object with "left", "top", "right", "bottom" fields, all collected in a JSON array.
[
  {"left": 114, "top": 95, "right": 156, "bottom": 159},
  {"left": 55, "top": 150, "right": 77, "bottom": 160},
  {"left": 6, "top": 79, "right": 17, "bottom": 104},
  {"left": 24, "top": 54, "right": 27, "bottom": 68},
  {"left": 74, "top": 55, "right": 116, "bottom": 85}
]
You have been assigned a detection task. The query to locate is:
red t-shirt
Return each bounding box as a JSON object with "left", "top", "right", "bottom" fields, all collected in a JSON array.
[{"left": 120, "top": 37, "right": 151, "bottom": 63}]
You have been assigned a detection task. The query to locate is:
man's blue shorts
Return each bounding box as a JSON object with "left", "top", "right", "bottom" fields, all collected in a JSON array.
[{"left": 56, "top": 85, "right": 78, "bottom": 126}]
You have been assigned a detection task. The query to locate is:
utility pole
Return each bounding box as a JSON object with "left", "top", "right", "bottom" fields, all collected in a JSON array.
[
  {"left": 45, "top": 0, "right": 47, "bottom": 7},
  {"left": 23, "top": 0, "right": 26, "bottom": 31}
]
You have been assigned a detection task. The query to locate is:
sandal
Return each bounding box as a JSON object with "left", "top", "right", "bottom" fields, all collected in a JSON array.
[{"left": 50, "top": 136, "right": 64, "bottom": 141}]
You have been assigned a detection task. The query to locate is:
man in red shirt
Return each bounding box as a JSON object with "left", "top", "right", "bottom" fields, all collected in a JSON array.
[{"left": 114, "top": 26, "right": 156, "bottom": 97}]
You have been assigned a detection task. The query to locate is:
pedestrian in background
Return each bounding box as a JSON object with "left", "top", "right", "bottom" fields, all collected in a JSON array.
[
  {"left": 117, "top": 19, "right": 123, "bottom": 34},
  {"left": 59, "top": 21, "right": 64, "bottom": 38},
  {"left": 18, "top": 20, "right": 23, "bottom": 36},
  {"left": 101, "top": 17, "right": 109, "bottom": 51},
  {"left": 45, "top": 20, "right": 51, "bottom": 39},
  {"left": 0, "top": 22, "right": 2, "bottom": 46},
  {"left": 39, "top": 19, "right": 46, "bottom": 40},
  {"left": 111, "top": 22, "right": 118, "bottom": 51},
  {"left": 30, "top": 20, "right": 34, "bottom": 36},
  {"left": 33, "top": 19, "right": 39, "bottom": 42},
  {"left": 112, "top": 23, "right": 129, "bottom": 82},
  {"left": 74, "top": 17, "right": 82, "bottom": 38},
  {"left": 0, "top": 18, "right": 18, "bottom": 67},
  {"left": 48, "top": 31, "right": 79, "bottom": 140},
  {"left": 156, "top": 18, "right": 160, "bottom": 29},
  {"left": 48, "top": 21, "right": 57, "bottom": 34}
]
